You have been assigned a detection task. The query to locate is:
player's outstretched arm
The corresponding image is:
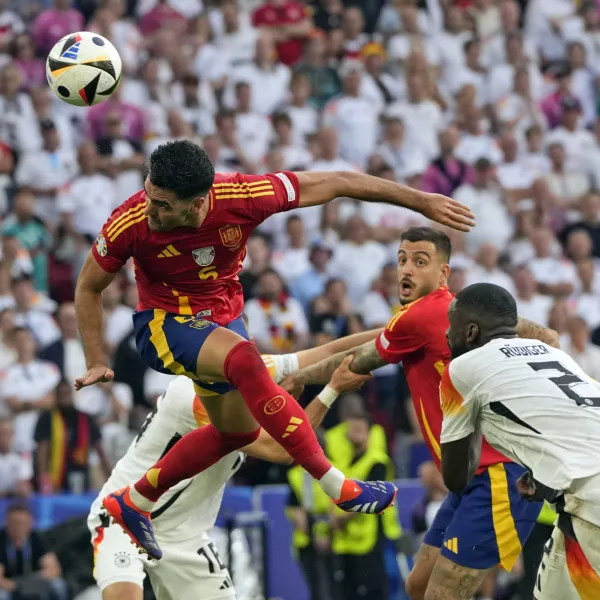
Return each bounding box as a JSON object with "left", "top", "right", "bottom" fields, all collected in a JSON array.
[
  {"left": 243, "top": 356, "right": 372, "bottom": 464},
  {"left": 516, "top": 317, "right": 560, "bottom": 348},
  {"left": 295, "top": 328, "right": 384, "bottom": 370},
  {"left": 74, "top": 252, "right": 118, "bottom": 390},
  {"left": 295, "top": 171, "right": 476, "bottom": 232},
  {"left": 286, "top": 340, "right": 388, "bottom": 387}
]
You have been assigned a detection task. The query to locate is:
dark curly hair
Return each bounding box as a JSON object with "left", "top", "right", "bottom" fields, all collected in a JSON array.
[{"left": 148, "top": 140, "right": 215, "bottom": 200}]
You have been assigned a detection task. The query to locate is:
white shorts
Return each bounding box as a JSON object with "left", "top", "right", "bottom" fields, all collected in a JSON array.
[
  {"left": 534, "top": 513, "right": 600, "bottom": 600},
  {"left": 89, "top": 515, "right": 236, "bottom": 600}
]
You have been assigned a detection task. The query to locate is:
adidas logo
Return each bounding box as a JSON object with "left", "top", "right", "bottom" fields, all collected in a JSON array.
[
  {"left": 219, "top": 575, "right": 233, "bottom": 590},
  {"left": 157, "top": 245, "right": 181, "bottom": 258},
  {"left": 444, "top": 537, "right": 459, "bottom": 554}
]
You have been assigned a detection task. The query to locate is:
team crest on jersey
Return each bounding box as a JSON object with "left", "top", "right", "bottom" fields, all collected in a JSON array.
[
  {"left": 96, "top": 233, "right": 107, "bottom": 257},
  {"left": 219, "top": 225, "right": 242, "bottom": 249},
  {"left": 114, "top": 552, "right": 131, "bottom": 568},
  {"left": 192, "top": 246, "right": 215, "bottom": 267}
]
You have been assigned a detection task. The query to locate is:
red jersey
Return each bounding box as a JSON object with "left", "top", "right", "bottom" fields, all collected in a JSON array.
[
  {"left": 252, "top": 2, "right": 310, "bottom": 65},
  {"left": 92, "top": 172, "right": 300, "bottom": 325},
  {"left": 375, "top": 287, "right": 510, "bottom": 473}
]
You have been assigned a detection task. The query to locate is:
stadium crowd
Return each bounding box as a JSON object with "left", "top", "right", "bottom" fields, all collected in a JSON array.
[{"left": 0, "top": 0, "right": 597, "bottom": 597}]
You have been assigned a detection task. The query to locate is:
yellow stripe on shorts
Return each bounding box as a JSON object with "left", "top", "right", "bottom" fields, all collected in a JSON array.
[{"left": 489, "top": 464, "right": 522, "bottom": 571}]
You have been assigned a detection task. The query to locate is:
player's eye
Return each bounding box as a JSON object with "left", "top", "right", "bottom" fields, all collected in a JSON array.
[{"left": 416, "top": 259, "right": 426, "bottom": 267}]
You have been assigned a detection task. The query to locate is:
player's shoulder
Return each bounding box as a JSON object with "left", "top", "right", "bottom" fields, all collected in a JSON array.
[
  {"left": 388, "top": 287, "right": 451, "bottom": 329},
  {"left": 211, "top": 171, "right": 297, "bottom": 209},
  {"left": 102, "top": 190, "right": 148, "bottom": 242}
]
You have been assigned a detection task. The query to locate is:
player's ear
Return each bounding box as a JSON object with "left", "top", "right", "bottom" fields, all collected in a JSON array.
[
  {"left": 191, "top": 195, "right": 206, "bottom": 212},
  {"left": 440, "top": 262, "right": 450, "bottom": 283},
  {"left": 466, "top": 322, "right": 479, "bottom": 345}
]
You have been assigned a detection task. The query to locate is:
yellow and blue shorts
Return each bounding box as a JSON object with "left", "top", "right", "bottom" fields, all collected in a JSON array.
[
  {"left": 424, "top": 463, "right": 543, "bottom": 571},
  {"left": 133, "top": 309, "right": 249, "bottom": 396}
]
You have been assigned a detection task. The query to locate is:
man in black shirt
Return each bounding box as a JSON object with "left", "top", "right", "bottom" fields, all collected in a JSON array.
[{"left": 0, "top": 504, "right": 67, "bottom": 599}]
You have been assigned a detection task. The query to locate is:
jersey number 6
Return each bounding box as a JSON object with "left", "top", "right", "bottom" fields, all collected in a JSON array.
[{"left": 528, "top": 361, "right": 600, "bottom": 408}]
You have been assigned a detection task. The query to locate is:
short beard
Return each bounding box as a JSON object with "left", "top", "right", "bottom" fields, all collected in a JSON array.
[{"left": 449, "top": 343, "right": 469, "bottom": 360}]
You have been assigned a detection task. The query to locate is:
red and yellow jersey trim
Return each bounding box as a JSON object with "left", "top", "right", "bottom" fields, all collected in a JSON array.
[{"left": 107, "top": 202, "right": 147, "bottom": 242}]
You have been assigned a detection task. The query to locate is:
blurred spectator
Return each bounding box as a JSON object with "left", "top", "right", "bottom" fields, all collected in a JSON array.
[
  {"left": 233, "top": 81, "right": 273, "bottom": 165},
  {"left": 138, "top": 0, "right": 185, "bottom": 37},
  {"left": 4, "top": 276, "right": 60, "bottom": 349},
  {"left": 14, "top": 118, "right": 77, "bottom": 227},
  {"left": 271, "top": 112, "right": 312, "bottom": 171},
  {"left": 310, "top": 278, "right": 363, "bottom": 345},
  {"left": 240, "top": 233, "right": 272, "bottom": 301},
  {"left": 252, "top": 0, "right": 311, "bottom": 66},
  {"left": 564, "top": 316, "right": 600, "bottom": 381},
  {"left": 32, "top": 0, "right": 84, "bottom": 55},
  {"left": 513, "top": 266, "right": 553, "bottom": 327},
  {"left": 454, "top": 157, "right": 513, "bottom": 255},
  {"left": 272, "top": 215, "right": 310, "bottom": 284},
  {"left": 101, "top": 279, "right": 133, "bottom": 356},
  {"left": 2, "top": 190, "right": 51, "bottom": 293},
  {"left": 0, "top": 327, "right": 60, "bottom": 454},
  {"left": 466, "top": 243, "right": 516, "bottom": 296},
  {"left": 330, "top": 215, "right": 387, "bottom": 305},
  {"left": 11, "top": 34, "right": 44, "bottom": 91},
  {"left": 387, "top": 72, "right": 443, "bottom": 163},
  {"left": 411, "top": 461, "right": 447, "bottom": 541},
  {"left": 0, "top": 310, "right": 16, "bottom": 370},
  {"left": 422, "top": 124, "right": 473, "bottom": 197},
  {"left": 283, "top": 73, "right": 318, "bottom": 148},
  {"left": 322, "top": 60, "right": 378, "bottom": 168},
  {"left": 226, "top": 32, "right": 290, "bottom": 117},
  {"left": 294, "top": 31, "right": 341, "bottom": 109},
  {"left": 290, "top": 239, "right": 333, "bottom": 311},
  {"left": 0, "top": 419, "right": 31, "bottom": 498},
  {"left": 375, "top": 116, "right": 427, "bottom": 182},
  {"left": 546, "top": 96, "right": 597, "bottom": 172},
  {"left": 0, "top": 1, "right": 24, "bottom": 56},
  {"left": 360, "top": 42, "right": 403, "bottom": 110},
  {"left": 529, "top": 227, "right": 577, "bottom": 297},
  {"left": 244, "top": 268, "right": 309, "bottom": 353},
  {"left": 57, "top": 141, "right": 117, "bottom": 261},
  {"left": 545, "top": 142, "right": 590, "bottom": 214},
  {"left": 34, "top": 380, "right": 111, "bottom": 495},
  {"left": 561, "top": 192, "right": 600, "bottom": 259},
  {"left": 0, "top": 504, "right": 67, "bottom": 600}
]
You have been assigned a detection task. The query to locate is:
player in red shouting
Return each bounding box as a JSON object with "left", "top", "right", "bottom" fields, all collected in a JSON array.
[
  {"left": 74, "top": 141, "right": 475, "bottom": 560},
  {"left": 286, "top": 227, "right": 559, "bottom": 599}
]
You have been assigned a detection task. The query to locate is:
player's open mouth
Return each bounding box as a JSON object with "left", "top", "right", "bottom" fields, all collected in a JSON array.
[{"left": 400, "top": 280, "right": 415, "bottom": 294}]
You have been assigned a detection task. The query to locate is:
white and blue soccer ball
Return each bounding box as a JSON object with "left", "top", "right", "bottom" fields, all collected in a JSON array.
[{"left": 46, "top": 31, "right": 122, "bottom": 107}]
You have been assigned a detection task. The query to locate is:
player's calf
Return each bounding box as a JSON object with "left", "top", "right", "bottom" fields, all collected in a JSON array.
[
  {"left": 103, "top": 582, "right": 143, "bottom": 600},
  {"left": 405, "top": 544, "right": 440, "bottom": 600},
  {"left": 424, "top": 554, "right": 488, "bottom": 600}
]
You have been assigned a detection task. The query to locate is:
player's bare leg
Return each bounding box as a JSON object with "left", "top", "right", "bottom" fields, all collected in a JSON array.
[
  {"left": 102, "top": 327, "right": 397, "bottom": 559},
  {"left": 103, "top": 582, "right": 143, "bottom": 600},
  {"left": 405, "top": 543, "right": 440, "bottom": 600},
  {"left": 423, "top": 554, "right": 488, "bottom": 600}
]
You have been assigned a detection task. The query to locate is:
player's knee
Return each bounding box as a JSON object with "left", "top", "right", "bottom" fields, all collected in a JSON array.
[
  {"left": 405, "top": 569, "right": 428, "bottom": 600},
  {"left": 224, "top": 341, "right": 270, "bottom": 386}
]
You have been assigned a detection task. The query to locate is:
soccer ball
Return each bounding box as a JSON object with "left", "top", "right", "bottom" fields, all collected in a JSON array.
[{"left": 46, "top": 31, "right": 122, "bottom": 107}]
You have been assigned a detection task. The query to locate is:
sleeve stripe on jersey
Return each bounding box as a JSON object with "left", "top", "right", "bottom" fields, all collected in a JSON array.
[
  {"left": 440, "top": 369, "right": 466, "bottom": 417},
  {"left": 107, "top": 203, "right": 146, "bottom": 237},
  {"left": 213, "top": 180, "right": 271, "bottom": 189},
  {"left": 109, "top": 213, "right": 147, "bottom": 242},
  {"left": 214, "top": 185, "right": 275, "bottom": 199}
]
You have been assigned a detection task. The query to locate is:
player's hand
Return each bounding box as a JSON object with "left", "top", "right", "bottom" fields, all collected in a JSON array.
[
  {"left": 280, "top": 375, "right": 304, "bottom": 399},
  {"left": 329, "top": 355, "right": 372, "bottom": 394},
  {"left": 421, "top": 193, "right": 476, "bottom": 233},
  {"left": 75, "top": 365, "right": 115, "bottom": 390}
]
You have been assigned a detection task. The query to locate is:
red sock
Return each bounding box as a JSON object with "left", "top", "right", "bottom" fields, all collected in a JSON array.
[
  {"left": 134, "top": 425, "right": 259, "bottom": 502},
  {"left": 224, "top": 341, "right": 332, "bottom": 479}
]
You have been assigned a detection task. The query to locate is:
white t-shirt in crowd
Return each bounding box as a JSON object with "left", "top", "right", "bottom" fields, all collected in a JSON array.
[{"left": 0, "top": 360, "right": 61, "bottom": 453}]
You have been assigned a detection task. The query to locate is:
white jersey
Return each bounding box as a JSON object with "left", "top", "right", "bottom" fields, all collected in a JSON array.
[
  {"left": 440, "top": 338, "right": 600, "bottom": 528},
  {"left": 90, "top": 376, "right": 243, "bottom": 541}
]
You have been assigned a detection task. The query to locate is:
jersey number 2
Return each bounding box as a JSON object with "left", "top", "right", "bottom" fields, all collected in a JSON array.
[{"left": 528, "top": 361, "right": 600, "bottom": 408}]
